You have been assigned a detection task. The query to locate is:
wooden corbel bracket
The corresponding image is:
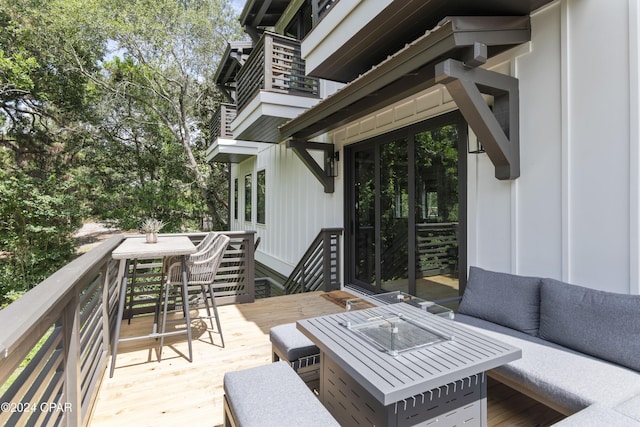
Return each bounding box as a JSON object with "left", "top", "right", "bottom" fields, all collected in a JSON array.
[
  {"left": 286, "top": 139, "right": 337, "bottom": 193},
  {"left": 435, "top": 54, "right": 520, "bottom": 180}
]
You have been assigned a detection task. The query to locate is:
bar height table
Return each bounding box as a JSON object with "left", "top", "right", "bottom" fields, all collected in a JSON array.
[
  {"left": 109, "top": 235, "right": 197, "bottom": 377},
  {"left": 298, "top": 303, "right": 521, "bottom": 427}
]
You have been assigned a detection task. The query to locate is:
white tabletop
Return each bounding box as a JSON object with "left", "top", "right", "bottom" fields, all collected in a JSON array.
[{"left": 112, "top": 235, "right": 197, "bottom": 260}]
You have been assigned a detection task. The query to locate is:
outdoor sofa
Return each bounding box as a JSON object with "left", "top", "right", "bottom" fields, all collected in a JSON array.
[{"left": 455, "top": 266, "right": 640, "bottom": 425}]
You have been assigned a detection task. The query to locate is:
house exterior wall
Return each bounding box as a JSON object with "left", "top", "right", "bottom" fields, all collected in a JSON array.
[
  {"left": 230, "top": 0, "right": 640, "bottom": 294},
  {"left": 330, "top": 0, "right": 639, "bottom": 294},
  {"left": 230, "top": 143, "right": 344, "bottom": 276}
]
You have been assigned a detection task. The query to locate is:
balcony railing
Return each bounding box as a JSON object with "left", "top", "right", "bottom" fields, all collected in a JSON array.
[
  {"left": 0, "top": 231, "right": 255, "bottom": 427},
  {"left": 209, "top": 103, "right": 236, "bottom": 140},
  {"left": 236, "top": 32, "right": 320, "bottom": 113}
]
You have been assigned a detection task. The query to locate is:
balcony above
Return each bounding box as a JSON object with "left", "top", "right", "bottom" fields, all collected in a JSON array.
[
  {"left": 232, "top": 32, "right": 321, "bottom": 143},
  {"left": 207, "top": 104, "right": 272, "bottom": 163},
  {"left": 215, "top": 42, "right": 254, "bottom": 103},
  {"left": 209, "top": 103, "right": 236, "bottom": 141},
  {"left": 239, "top": 0, "right": 291, "bottom": 41},
  {"left": 206, "top": 138, "right": 272, "bottom": 163},
  {"left": 302, "top": 0, "right": 555, "bottom": 83}
]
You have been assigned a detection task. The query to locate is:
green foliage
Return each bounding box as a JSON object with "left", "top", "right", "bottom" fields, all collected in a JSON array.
[
  {"left": 87, "top": 0, "right": 240, "bottom": 229},
  {"left": 0, "top": 169, "right": 82, "bottom": 306},
  {"left": 0, "top": 0, "right": 240, "bottom": 303}
]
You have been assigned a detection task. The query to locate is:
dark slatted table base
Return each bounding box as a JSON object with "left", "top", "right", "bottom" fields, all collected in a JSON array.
[{"left": 321, "top": 355, "right": 487, "bottom": 427}]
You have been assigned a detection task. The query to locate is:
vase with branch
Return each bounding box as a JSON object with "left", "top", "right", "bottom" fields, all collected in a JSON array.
[{"left": 141, "top": 218, "right": 164, "bottom": 243}]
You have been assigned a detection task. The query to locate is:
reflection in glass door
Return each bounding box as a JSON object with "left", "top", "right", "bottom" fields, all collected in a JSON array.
[
  {"left": 379, "top": 140, "right": 409, "bottom": 294},
  {"left": 346, "top": 112, "right": 466, "bottom": 299},
  {"left": 413, "top": 124, "right": 462, "bottom": 300},
  {"left": 354, "top": 148, "right": 375, "bottom": 284}
]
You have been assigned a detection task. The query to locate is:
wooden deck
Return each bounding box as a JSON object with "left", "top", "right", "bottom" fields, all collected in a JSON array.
[{"left": 90, "top": 292, "right": 564, "bottom": 427}]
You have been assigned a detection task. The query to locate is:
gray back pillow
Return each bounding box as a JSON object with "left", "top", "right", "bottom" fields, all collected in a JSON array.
[
  {"left": 539, "top": 278, "right": 640, "bottom": 372},
  {"left": 459, "top": 266, "right": 542, "bottom": 335}
]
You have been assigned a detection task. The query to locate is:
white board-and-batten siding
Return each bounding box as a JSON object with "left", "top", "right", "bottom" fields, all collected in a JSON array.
[{"left": 230, "top": 0, "right": 640, "bottom": 295}]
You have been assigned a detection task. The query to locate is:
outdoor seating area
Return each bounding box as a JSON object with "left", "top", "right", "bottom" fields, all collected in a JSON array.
[
  {"left": 5, "top": 0, "right": 640, "bottom": 426},
  {"left": 5, "top": 230, "right": 633, "bottom": 426},
  {"left": 455, "top": 267, "right": 640, "bottom": 424},
  {"left": 90, "top": 289, "right": 565, "bottom": 427}
]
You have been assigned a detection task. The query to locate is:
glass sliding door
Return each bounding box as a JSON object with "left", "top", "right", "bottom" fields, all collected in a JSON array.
[
  {"left": 354, "top": 148, "right": 376, "bottom": 284},
  {"left": 379, "top": 139, "right": 409, "bottom": 294},
  {"left": 346, "top": 111, "right": 466, "bottom": 298},
  {"left": 414, "top": 124, "right": 461, "bottom": 300}
]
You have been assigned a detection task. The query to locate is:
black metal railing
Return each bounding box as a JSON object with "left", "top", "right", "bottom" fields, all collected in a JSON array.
[
  {"left": 0, "top": 231, "right": 255, "bottom": 426},
  {"left": 284, "top": 228, "right": 343, "bottom": 294},
  {"left": 236, "top": 32, "right": 320, "bottom": 113}
]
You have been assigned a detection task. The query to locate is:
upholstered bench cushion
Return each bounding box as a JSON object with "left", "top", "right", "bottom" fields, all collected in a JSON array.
[
  {"left": 270, "top": 323, "right": 319, "bottom": 361},
  {"left": 539, "top": 279, "right": 640, "bottom": 372},
  {"left": 458, "top": 266, "right": 542, "bottom": 335},
  {"left": 223, "top": 361, "right": 339, "bottom": 427},
  {"left": 455, "top": 314, "right": 640, "bottom": 414},
  {"left": 616, "top": 393, "right": 640, "bottom": 421},
  {"left": 552, "top": 404, "right": 640, "bottom": 426}
]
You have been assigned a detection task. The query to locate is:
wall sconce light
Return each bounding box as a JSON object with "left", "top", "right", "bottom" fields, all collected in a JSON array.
[
  {"left": 325, "top": 150, "right": 340, "bottom": 177},
  {"left": 468, "top": 136, "right": 485, "bottom": 154}
]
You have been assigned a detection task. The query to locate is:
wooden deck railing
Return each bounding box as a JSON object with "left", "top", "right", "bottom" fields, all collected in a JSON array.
[
  {"left": 0, "top": 231, "right": 254, "bottom": 426},
  {"left": 209, "top": 103, "right": 236, "bottom": 141},
  {"left": 236, "top": 32, "right": 320, "bottom": 113},
  {"left": 284, "top": 228, "right": 343, "bottom": 294}
]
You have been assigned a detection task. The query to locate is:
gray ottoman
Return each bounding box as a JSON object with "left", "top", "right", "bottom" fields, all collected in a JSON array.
[
  {"left": 223, "top": 361, "right": 338, "bottom": 427},
  {"left": 269, "top": 323, "right": 320, "bottom": 390}
]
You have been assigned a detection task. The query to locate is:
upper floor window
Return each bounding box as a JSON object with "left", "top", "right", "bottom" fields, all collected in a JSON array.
[
  {"left": 234, "top": 178, "right": 238, "bottom": 220},
  {"left": 244, "top": 174, "right": 252, "bottom": 222},
  {"left": 257, "top": 170, "right": 266, "bottom": 224}
]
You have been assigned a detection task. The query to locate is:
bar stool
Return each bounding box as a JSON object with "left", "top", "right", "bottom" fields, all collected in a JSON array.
[{"left": 160, "top": 234, "right": 230, "bottom": 357}]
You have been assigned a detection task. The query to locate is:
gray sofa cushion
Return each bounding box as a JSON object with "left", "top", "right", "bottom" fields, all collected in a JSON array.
[
  {"left": 552, "top": 404, "right": 640, "bottom": 427},
  {"left": 458, "top": 266, "right": 541, "bottom": 335},
  {"left": 455, "top": 314, "right": 640, "bottom": 414},
  {"left": 539, "top": 279, "right": 640, "bottom": 372}
]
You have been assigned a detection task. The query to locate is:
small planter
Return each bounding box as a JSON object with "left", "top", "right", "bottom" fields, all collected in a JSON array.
[{"left": 140, "top": 218, "right": 164, "bottom": 244}]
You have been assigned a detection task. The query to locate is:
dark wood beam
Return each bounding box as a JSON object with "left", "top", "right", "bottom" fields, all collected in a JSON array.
[
  {"left": 286, "top": 140, "right": 336, "bottom": 193},
  {"left": 435, "top": 58, "right": 520, "bottom": 180}
]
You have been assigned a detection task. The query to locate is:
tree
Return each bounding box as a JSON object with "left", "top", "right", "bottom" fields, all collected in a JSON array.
[
  {"left": 1, "top": 1, "right": 101, "bottom": 303},
  {"left": 0, "top": 0, "right": 241, "bottom": 302},
  {"left": 69, "top": 0, "right": 243, "bottom": 229}
]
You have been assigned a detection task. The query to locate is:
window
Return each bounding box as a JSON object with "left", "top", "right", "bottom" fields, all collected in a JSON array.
[
  {"left": 233, "top": 178, "right": 238, "bottom": 220},
  {"left": 244, "top": 174, "right": 252, "bottom": 222},
  {"left": 257, "top": 170, "right": 266, "bottom": 224}
]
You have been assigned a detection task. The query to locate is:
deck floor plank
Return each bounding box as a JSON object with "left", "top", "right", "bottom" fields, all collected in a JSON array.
[{"left": 91, "top": 292, "right": 564, "bottom": 427}]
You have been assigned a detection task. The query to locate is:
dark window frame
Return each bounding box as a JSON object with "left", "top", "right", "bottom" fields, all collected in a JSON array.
[
  {"left": 234, "top": 178, "right": 239, "bottom": 220},
  {"left": 257, "top": 169, "right": 266, "bottom": 225},
  {"left": 244, "top": 173, "right": 252, "bottom": 222}
]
